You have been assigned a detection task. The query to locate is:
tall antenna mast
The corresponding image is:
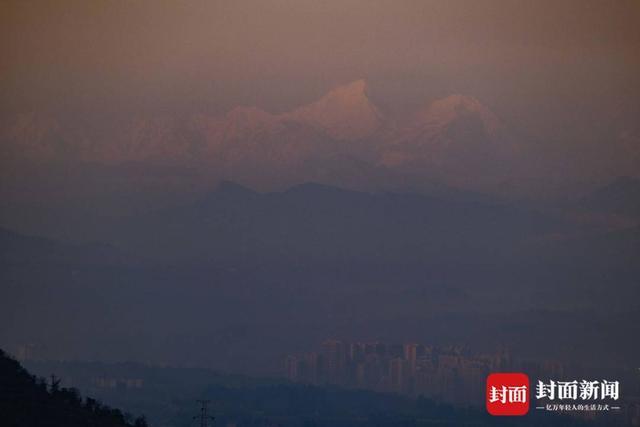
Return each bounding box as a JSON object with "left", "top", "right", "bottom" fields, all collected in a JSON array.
[{"left": 194, "top": 400, "right": 215, "bottom": 427}]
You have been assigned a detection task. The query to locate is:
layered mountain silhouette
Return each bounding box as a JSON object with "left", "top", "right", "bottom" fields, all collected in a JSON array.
[
  {"left": 109, "top": 181, "right": 560, "bottom": 263},
  {"left": 1, "top": 80, "right": 522, "bottom": 192},
  {"left": 2, "top": 178, "right": 640, "bottom": 369}
]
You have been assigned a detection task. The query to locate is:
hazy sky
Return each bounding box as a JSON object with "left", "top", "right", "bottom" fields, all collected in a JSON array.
[
  {"left": 1, "top": 0, "right": 640, "bottom": 188},
  {"left": 2, "top": 0, "right": 639, "bottom": 115}
]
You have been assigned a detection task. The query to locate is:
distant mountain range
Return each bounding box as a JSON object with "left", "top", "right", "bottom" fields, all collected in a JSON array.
[
  {"left": 1, "top": 80, "right": 524, "bottom": 193},
  {"left": 111, "top": 180, "right": 558, "bottom": 263},
  {"left": 2, "top": 178, "right": 639, "bottom": 370}
]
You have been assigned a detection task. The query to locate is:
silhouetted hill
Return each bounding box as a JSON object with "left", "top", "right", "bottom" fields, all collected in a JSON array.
[
  {"left": 0, "top": 349, "right": 146, "bottom": 427},
  {"left": 0, "top": 226, "right": 129, "bottom": 266},
  {"left": 114, "top": 182, "right": 565, "bottom": 263}
]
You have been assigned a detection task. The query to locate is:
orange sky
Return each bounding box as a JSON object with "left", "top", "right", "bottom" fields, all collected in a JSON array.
[
  {"left": 2, "top": 0, "right": 638, "bottom": 114},
  {"left": 1, "top": 0, "right": 639, "bottom": 181},
  {"left": 0, "top": 1, "right": 639, "bottom": 200}
]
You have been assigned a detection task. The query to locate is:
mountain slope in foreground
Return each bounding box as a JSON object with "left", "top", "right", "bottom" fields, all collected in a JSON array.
[{"left": 0, "top": 349, "right": 147, "bottom": 427}]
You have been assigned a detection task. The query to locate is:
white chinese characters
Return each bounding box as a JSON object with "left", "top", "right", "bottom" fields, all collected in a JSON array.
[
  {"left": 536, "top": 380, "right": 619, "bottom": 401},
  {"left": 489, "top": 385, "right": 528, "bottom": 404}
]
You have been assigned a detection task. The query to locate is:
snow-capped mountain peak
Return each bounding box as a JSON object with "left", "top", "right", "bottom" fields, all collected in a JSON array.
[
  {"left": 413, "top": 94, "right": 502, "bottom": 135},
  {"left": 283, "top": 79, "right": 383, "bottom": 141}
]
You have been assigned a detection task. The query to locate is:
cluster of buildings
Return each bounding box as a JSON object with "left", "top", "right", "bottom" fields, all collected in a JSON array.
[
  {"left": 11, "top": 343, "right": 45, "bottom": 362},
  {"left": 284, "top": 340, "right": 564, "bottom": 405},
  {"left": 92, "top": 376, "right": 144, "bottom": 389}
]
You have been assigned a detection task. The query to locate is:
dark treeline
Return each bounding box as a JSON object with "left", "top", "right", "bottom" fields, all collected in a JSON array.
[{"left": 0, "top": 349, "right": 147, "bottom": 427}]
